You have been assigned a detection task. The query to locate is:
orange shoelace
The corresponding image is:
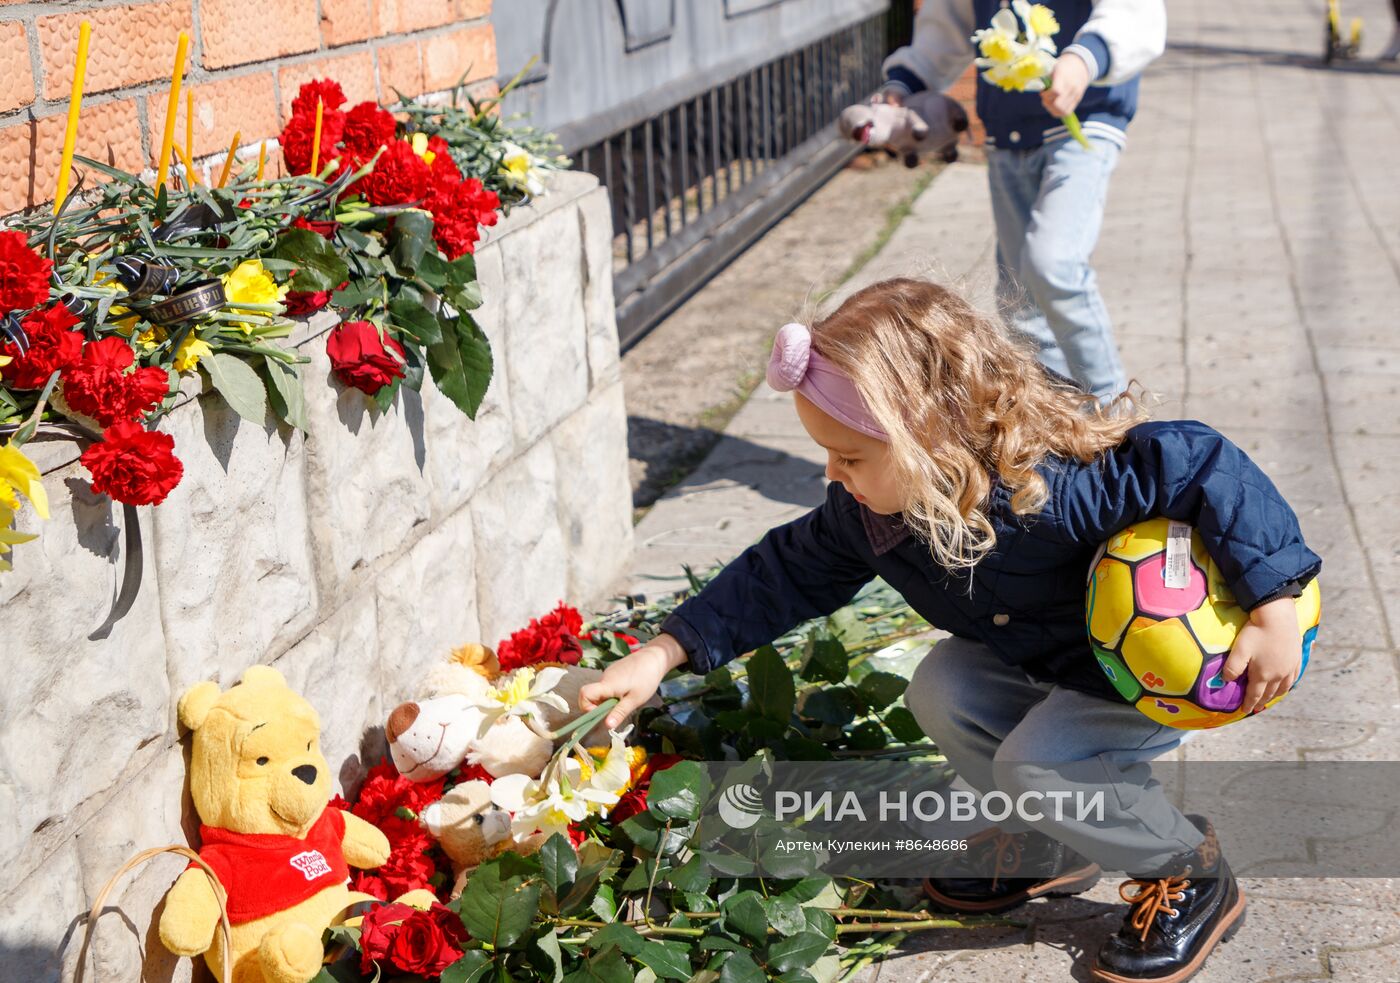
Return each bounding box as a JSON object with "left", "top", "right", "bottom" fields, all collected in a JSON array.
[
  {"left": 981, "top": 831, "right": 1022, "bottom": 890},
  {"left": 1119, "top": 874, "right": 1191, "bottom": 941}
]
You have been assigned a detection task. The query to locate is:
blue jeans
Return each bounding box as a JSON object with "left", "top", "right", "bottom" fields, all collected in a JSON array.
[
  {"left": 905, "top": 636, "right": 1205, "bottom": 874},
  {"left": 987, "top": 135, "right": 1126, "bottom": 402}
]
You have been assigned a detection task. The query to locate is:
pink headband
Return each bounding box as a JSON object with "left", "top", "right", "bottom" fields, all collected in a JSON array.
[{"left": 766, "top": 322, "right": 888, "bottom": 441}]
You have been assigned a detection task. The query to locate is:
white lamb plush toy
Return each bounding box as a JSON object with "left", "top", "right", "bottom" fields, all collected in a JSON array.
[{"left": 838, "top": 90, "right": 969, "bottom": 167}]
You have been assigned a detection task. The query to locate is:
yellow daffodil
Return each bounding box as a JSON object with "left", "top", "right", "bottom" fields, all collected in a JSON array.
[
  {"left": 978, "top": 31, "right": 1018, "bottom": 63},
  {"left": 411, "top": 131, "right": 437, "bottom": 167},
  {"left": 173, "top": 334, "right": 213, "bottom": 372},
  {"left": 0, "top": 354, "right": 10, "bottom": 367},
  {"left": 1006, "top": 52, "right": 1055, "bottom": 91},
  {"left": 0, "top": 443, "right": 49, "bottom": 520},
  {"left": 1015, "top": 0, "right": 1060, "bottom": 42},
  {"left": 499, "top": 141, "right": 547, "bottom": 196},
  {"left": 1, "top": 503, "right": 39, "bottom": 573},
  {"left": 222, "top": 259, "right": 288, "bottom": 331},
  {"left": 475, "top": 665, "right": 571, "bottom": 735},
  {"left": 489, "top": 727, "right": 633, "bottom": 842}
]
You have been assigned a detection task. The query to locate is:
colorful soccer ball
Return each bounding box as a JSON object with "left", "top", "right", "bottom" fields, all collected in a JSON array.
[{"left": 1085, "top": 518, "right": 1321, "bottom": 729}]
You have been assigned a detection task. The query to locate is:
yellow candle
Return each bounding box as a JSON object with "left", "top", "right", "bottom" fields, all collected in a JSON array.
[
  {"left": 309, "top": 96, "right": 324, "bottom": 177},
  {"left": 216, "top": 130, "right": 241, "bottom": 188},
  {"left": 156, "top": 31, "right": 190, "bottom": 192},
  {"left": 176, "top": 142, "right": 200, "bottom": 187},
  {"left": 53, "top": 20, "right": 92, "bottom": 215},
  {"left": 255, "top": 140, "right": 267, "bottom": 183}
]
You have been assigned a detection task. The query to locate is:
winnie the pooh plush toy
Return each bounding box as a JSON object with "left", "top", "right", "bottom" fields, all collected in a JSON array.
[{"left": 159, "top": 666, "right": 392, "bottom": 983}]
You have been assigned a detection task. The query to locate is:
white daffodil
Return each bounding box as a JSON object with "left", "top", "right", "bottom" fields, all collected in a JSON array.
[
  {"left": 489, "top": 727, "right": 635, "bottom": 843},
  {"left": 499, "top": 141, "right": 547, "bottom": 197},
  {"left": 1012, "top": 0, "right": 1062, "bottom": 51},
  {"left": 474, "top": 665, "right": 570, "bottom": 736}
]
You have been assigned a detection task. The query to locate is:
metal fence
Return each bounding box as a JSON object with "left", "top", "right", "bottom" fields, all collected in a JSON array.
[{"left": 570, "top": 9, "right": 906, "bottom": 349}]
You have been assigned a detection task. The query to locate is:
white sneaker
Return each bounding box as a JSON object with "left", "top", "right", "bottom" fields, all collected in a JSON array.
[{"left": 1381, "top": 25, "right": 1400, "bottom": 60}]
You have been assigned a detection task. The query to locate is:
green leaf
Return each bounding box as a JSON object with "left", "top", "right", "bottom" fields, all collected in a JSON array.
[
  {"left": 638, "top": 939, "right": 693, "bottom": 981},
  {"left": 269, "top": 227, "right": 350, "bottom": 292},
  {"left": 799, "top": 688, "right": 858, "bottom": 727},
  {"left": 747, "top": 646, "right": 795, "bottom": 723},
  {"left": 765, "top": 931, "right": 833, "bottom": 973},
  {"left": 883, "top": 706, "right": 926, "bottom": 742},
  {"left": 529, "top": 930, "right": 565, "bottom": 983},
  {"left": 780, "top": 876, "right": 833, "bottom": 905},
  {"left": 262, "top": 356, "right": 308, "bottom": 432},
  {"left": 587, "top": 922, "right": 644, "bottom": 956},
  {"left": 845, "top": 720, "right": 888, "bottom": 750},
  {"left": 719, "top": 891, "right": 767, "bottom": 945},
  {"left": 562, "top": 947, "right": 632, "bottom": 983},
  {"left": 539, "top": 833, "right": 579, "bottom": 897},
  {"left": 391, "top": 209, "right": 435, "bottom": 273},
  {"left": 760, "top": 896, "right": 806, "bottom": 937},
  {"left": 717, "top": 951, "right": 764, "bottom": 983},
  {"left": 456, "top": 855, "right": 543, "bottom": 950},
  {"left": 203, "top": 351, "right": 268, "bottom": 424},
  {"left": 647, "top": 761, "right": 709, "bottom": 823},
  {"left": 388, "top": 297, "right": 445, "bottom": 346},
  {"left": 333, "top": 278, "right": 380, "bottom": 309},
  {"left": 667, "top": 854, "right": 711, "bottom": 894},
  {"left": 856, "top": 672, "right": 907, "bottom": 712},
  {"left": 440, "top": 951, "right": 494, "bottom": 983},
  {"left": 800, "top": 638, "right": 848, "bottom": 684},
  {"left": 587, "top": 882, "right": 616, "bottom": 922},
  {"left": 427, "top": 312, "right": 493, "bottom": 419}
]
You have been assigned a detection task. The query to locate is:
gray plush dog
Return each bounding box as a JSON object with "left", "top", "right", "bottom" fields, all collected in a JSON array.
[{"left": 838, "top": 91, "right": 969, "bottom": 166}]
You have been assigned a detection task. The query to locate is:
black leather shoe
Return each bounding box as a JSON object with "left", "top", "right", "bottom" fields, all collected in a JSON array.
[
  {"left": 1091, "top": 815, "right": 1247, "bottom": 983},
  {"left": 922, "top": 826, "right": 1102, "bottom": 915}
]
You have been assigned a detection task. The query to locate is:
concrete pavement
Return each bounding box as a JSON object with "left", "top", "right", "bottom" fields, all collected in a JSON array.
[{"left": 619, "top": 0, "right": 1400, "bottom": 978}]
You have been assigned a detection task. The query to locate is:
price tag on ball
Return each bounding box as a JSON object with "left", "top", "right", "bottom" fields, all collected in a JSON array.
[{"left": 1164, "top": 521, "right": 1192, "bottom": 589}]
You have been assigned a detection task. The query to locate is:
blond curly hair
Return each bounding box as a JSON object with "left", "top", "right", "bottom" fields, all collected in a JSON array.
[{"left": 808, "top": 277, "right": 1146, "bottom": 572}]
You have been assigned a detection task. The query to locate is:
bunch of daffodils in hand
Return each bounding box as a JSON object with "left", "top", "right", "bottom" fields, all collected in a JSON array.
[{"left": 971, "top": 0, "right": 1092, "bottom": 149}]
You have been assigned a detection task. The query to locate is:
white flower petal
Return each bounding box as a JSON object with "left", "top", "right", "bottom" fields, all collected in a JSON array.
[{"left": 490, "top": 773, "right": 534, "bottom": 812}]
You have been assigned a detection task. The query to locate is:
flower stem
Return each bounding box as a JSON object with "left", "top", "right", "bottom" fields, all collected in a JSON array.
[{"left": 1062, "top": 111, "right": 1093, "bottom": 151}]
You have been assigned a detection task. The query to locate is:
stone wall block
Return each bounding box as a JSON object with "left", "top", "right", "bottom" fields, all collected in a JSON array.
[
  {"left": 0, "top": 840, "right": 86, "bottom": 983},
  {"left": 0, "top": 461, "right": 170, "bottom": 895},
  {"left": 153, "top": 391, "right": 319, "bottom": 692},
  {"left": 550, "top": 380, "right": 634, "bottom": 606},
  {"left": 576, "top": 185, "right": 622, "bottom": 389},
  {"left": 376, "top": 508, "right": 481, "bottom": 707},
  {"left": 273, "top": 597, "right": 384, "bottom": 797},
  {"left": 496, "top": 198, "right": 591, "bottom": 448},
  {"left": 73, "top": 745, "right": 193, "bottom": 983},
  {"left": 470, "top": 438, "right": 567, "bottom": 647},
  {"left": 423, "top": 243, "right": 517, "bottom": 521},
  {"left": 298, "top": 330, "right": 434, "bottom": 612}
]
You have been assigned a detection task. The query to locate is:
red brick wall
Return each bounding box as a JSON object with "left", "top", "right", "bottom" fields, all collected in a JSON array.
[{"left": 0, "top": 0, "right": 497, "bottom": 214}]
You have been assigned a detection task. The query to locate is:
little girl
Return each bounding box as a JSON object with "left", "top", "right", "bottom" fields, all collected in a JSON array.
[{"left": 581, "top": 277, "right": 1321, "bottom": 983}]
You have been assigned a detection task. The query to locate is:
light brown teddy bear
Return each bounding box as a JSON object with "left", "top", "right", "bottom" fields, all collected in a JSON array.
[
  {"left": 418, "top": 780, "right": 548, "bottom": 898},
  {"left": 158, "top": 666, "right": 392, "bottom": 983}
]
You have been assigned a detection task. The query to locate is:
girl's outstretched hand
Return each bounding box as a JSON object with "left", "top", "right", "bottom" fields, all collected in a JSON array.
[
  {"left": 1220, "top": 596, "right": 1302, "bottom": 716},
  {"left": 579, "top": 633, "right": 690, "bottom": 730}
]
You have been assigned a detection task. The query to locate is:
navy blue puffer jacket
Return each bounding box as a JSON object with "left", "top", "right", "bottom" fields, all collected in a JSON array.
[{"left": 659, "top": 420, "right": 1322, "bottom": 702}]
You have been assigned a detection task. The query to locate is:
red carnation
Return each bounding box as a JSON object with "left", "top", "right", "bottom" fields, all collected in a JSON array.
[
  {"left": 326, "top": 320, "right": 406, "bottom": 395},
  {"left": 0, "top": 304, "right": 83, "bottom": 390},
  {"left": 342, "top": 101, "right": 398, "bottom": 156},
  {"left": 291, "top": 216, "right": 340, "bottom": 239},
  {"left": 377, "top": 824, "right": 439, "bottom": 896},
  {"left": 358, "top": 139, "right": 432, "bottom": 206},
  {"left": 425, "top": 136, "right": 462, "bottom": 190},
  {"left": 426, "top": 177, "right": 500, "bottom": 259},
  {"left": 350, "top": 870, "right": 389, "bottom": 902},
  {"left": 80, "top": 421, "right": 183, "bottom": 506},
  {"left": 0, "top": 230, "right": 52, "bottom": 315},
  {"left": 290, "top": 78, "right": 347, "bottom": 118},
  {"left": 496, "top": 602, "right": 586, "bottom": 672},
  {"left": 280, "top": 108, "right": 346, "bottom": 176},
  {"left": 62, "top": 336, "right": 169, "bottom": 426},
  {"left": 351, "top": 759, "right": 445, "bottom": 828}
]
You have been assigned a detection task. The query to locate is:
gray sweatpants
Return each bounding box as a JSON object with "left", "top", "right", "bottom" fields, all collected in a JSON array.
[{"left": 905, "top": 636, "right": 1206, "bottom": 874}]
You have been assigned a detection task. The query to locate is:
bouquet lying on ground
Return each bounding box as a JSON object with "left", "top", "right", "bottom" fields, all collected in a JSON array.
[
  {"left": 0, "top": 74, "right": 563, "bottom": 572},
  {"left": 319, "top": 582, "right": 995, "bottom": 983}
]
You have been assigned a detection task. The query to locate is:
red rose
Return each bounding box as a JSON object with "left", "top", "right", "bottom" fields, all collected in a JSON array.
[
  {"left": 358, "top": 139, "right": 431, "bottom": 206},
  {"left": 388, "top": 906, "right": 467, "bottom": 976},
  {"left": 609, "top": 788, "right": 649, "bottom": 825},
  {"left": 342, "top": 101, "right": 398, "bottom": 156},
  {"left": 80, "top": 421, "right": 184, "bottom": 506},
  {"left": 0, "top": 230, "right": 52, "bottom": 315},
  {"left": 425, "top": 177, "right": 500, "bottom": 260},
  {"left": 567, "top": 823, "right": 589, "bottom": 846},
  {"left": 285, "top": 279, "right": 346, "bottom": 317},
  {"left": 359, "top": 902, "right": 467, "bottom": 977},
  {"left": 1, "top": 304, "right": 84, "bottom": 390},
  {"left": 290, "top": 79, "right": 347, "bottom": 118},
  {"left": 291, "top": 216, "right": 340, "bottom": 239},
  {"left": 325, "top": 320, "right": 406, "bottom": 395},
  {"left": 62, "top": 336, "right": 169, "bottom": 426}
]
